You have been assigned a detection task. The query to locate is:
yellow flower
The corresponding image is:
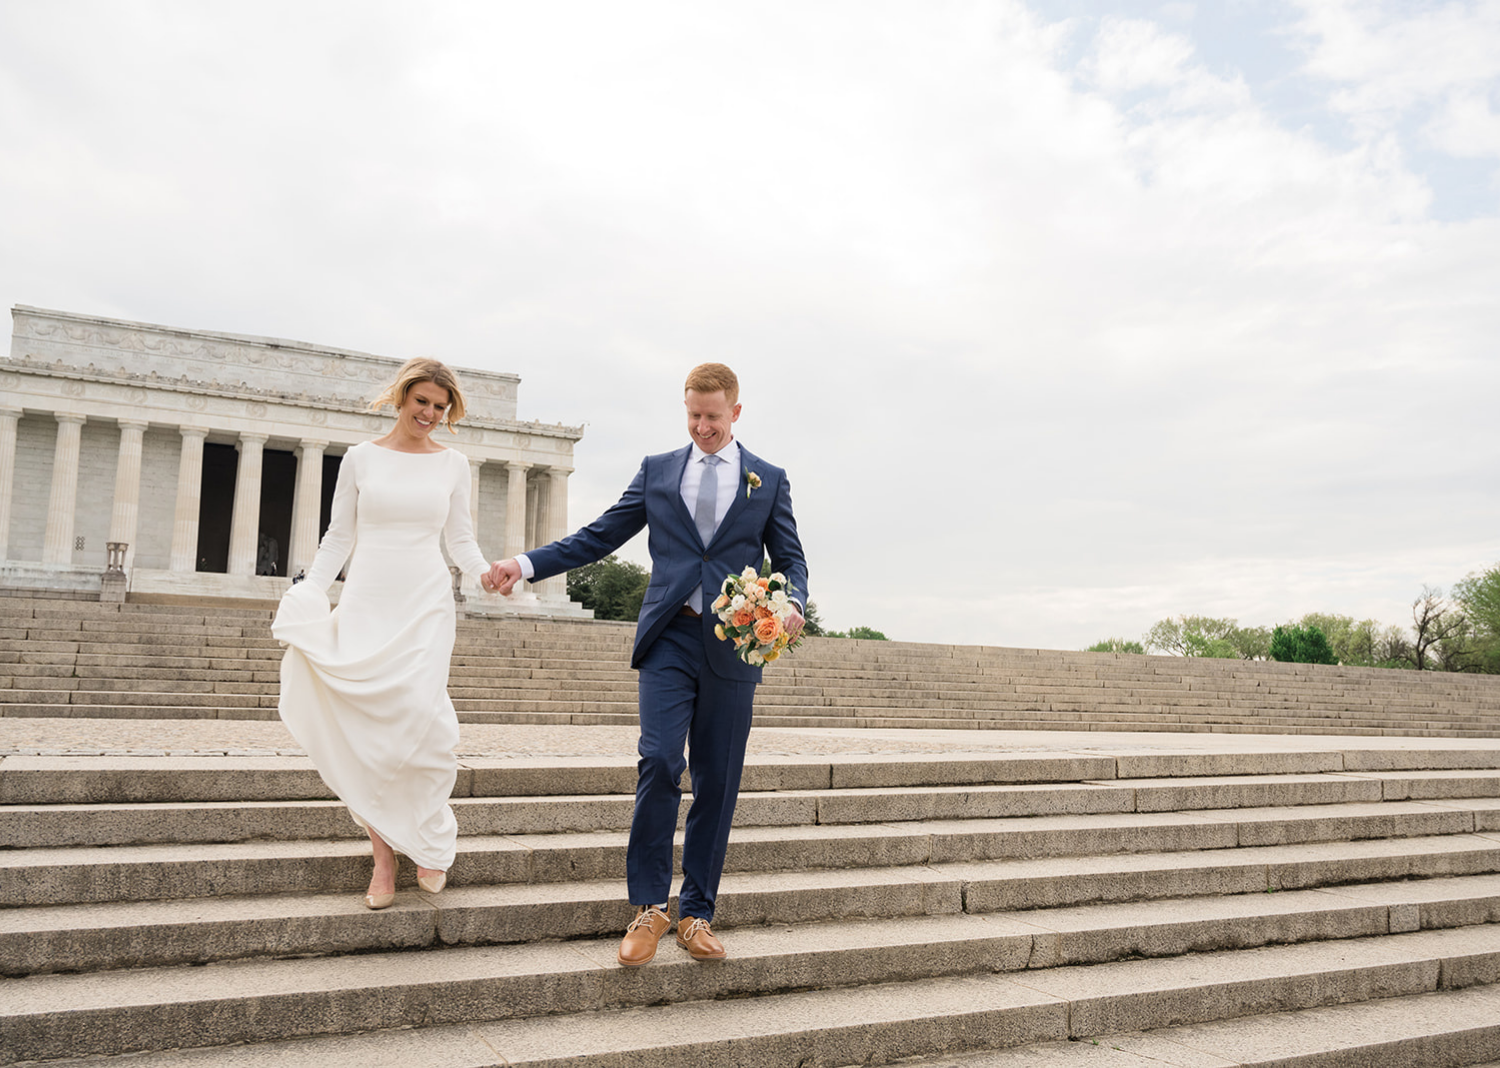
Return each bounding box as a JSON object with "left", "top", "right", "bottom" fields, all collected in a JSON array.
[
  {"left": 714, "top": 624, "right": 727, "bottom": 641},
  {"left": 764, "top": 649, "right": 780, "bottom": 662}
]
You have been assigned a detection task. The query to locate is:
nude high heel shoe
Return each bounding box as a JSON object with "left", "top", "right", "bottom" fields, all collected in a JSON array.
[
  {"left": 364, "top": 891, "right": 395, "bottom": 910},
  {"left": 417, "top": 871, "right": 447, "bottom": 894}
]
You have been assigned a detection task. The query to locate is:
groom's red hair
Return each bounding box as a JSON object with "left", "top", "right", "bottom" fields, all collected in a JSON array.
[{"left": 684, "top": 363, "right": 739, "bottom": 406}]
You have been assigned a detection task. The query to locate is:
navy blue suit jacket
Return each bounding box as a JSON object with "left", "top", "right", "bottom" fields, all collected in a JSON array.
[{"left": 526, "top": 443, "right": 809, "bottom": 682}]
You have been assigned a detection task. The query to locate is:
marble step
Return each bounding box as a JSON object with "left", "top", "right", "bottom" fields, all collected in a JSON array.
[
  {"left": 9, "top": 848, "right": 1500, "bottom": 977},
  {"left": 5, "top": 785, "right": 1497, "bottom": 851},
  {"left": 1, "top": 751, "right": 1156, "bottom": 803},
  {"left": 8, "top": 821, "right": 1500, "bottom": 909},
  {"left": 8, "top": 703, "right": 1500, "bottom": 738},
  {"left": 8, "top": 923, "right": 1500, "bottom": 1064},
  {"left": 898, "top": 983, "right": 1500, "bottom": 1067}
]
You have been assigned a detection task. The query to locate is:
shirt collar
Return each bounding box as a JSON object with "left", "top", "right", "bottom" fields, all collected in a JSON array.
[{"left": 690, "top": 438, "right": 738, "bottom": 468}]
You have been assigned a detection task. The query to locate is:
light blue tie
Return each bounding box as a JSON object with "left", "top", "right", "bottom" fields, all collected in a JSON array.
[{"left": 694, "top": 454, "right": 722, "bottom": 546}]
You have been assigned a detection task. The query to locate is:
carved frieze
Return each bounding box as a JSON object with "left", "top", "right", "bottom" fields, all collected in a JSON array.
[{"left": 11, "top": 306, "right": 532, "bottom": 428}]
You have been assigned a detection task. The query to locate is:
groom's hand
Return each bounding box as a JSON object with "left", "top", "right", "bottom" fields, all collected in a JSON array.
[
  {"left": 487, "top": 559, "right": 523, "bottom": 595},
  {"left": 786, "top": 605, "right": 806, "bottom": 639}
]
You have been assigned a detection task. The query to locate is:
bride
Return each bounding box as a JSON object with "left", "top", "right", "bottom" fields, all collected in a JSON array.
[{"left": 273, "top": 358, "right": 498, "bottom": 908}]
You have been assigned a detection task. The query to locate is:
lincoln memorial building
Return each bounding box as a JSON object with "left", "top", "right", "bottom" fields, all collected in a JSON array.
[{"left": 0, "top": 305, "right": 588, "bottom": 614}]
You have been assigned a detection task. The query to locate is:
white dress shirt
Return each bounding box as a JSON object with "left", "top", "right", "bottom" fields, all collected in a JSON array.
[{"left": 681, "top": 439, "right": 740, "bottom": 609}]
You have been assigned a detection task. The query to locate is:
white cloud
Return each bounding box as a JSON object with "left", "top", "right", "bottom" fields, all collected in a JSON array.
[
  {"left": 1, "top": 0, "right": 1496, "bottom": 650},
  {"left": 1289, "top": 0, "right": 1500, "bottom": 163}
]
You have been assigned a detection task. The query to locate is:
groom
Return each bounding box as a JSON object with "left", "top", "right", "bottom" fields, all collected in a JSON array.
[{"left": 489, "top": 363, "right": 808, "bottom": 966}]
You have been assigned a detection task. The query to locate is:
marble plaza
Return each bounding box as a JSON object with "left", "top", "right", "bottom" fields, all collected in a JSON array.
[{"left": 0, "top": 305, "right": 588, "bottom": 614}]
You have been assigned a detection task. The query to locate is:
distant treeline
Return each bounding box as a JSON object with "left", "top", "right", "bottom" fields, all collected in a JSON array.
[{"left": 1087, "top": 562, "right": 1500, "bottom": 673}]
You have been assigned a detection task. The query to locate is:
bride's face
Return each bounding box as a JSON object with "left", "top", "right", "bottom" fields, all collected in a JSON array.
[{"left": 398, "top": 380, "right": 451, "bottom": 438}]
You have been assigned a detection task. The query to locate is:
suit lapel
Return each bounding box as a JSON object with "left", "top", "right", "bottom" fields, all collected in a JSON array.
[
  {"left": 708, "top": 443, "right": 755, "bottom": 551},
  {"left": 667, "top": 445, "right": 703, "bottom": 546}
]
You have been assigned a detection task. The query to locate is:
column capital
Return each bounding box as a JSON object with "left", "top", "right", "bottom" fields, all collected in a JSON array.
[
  {"left": 506, "top": 460, "right": 533, "bottom": 473},
  {"left": 545, "top": 466, "right": 575, "bottom": 478},
  {"left": 116, "top": 419, "right": 150, "bottom": 433},
  {"left": 469, "top": 456, "right": 486, "bottom": 469},
  {"left": 55, "top": 412, "right": 86, "bottom": 427},
  {"left": 298, "top": 438, "right": 329, "bottom": 451},
  {"left": 179, "top": 425, "right": 211, "bottom": 441},
  {"left": 0, "top": 406, "right": 21, "bottom": 420},
  {"left": 237, "top": 432, "right": 270, "bottom": 447}
]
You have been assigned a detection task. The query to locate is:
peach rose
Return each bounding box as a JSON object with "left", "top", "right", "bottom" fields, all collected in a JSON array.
[
  {"left": 756, "top": 577, "right": 770, "bottom": 589},
  {"left": 753, "top": 615, "right": 783, "bottom": 643},
  {"left": 732, "top": 608, "right": 757, "bottom": 628},
  {"left": 755, "top": 605, "right": 774, "bottom": 621},
  {"left": 713, "top": 594, "right": 730, "bottom": 612}
]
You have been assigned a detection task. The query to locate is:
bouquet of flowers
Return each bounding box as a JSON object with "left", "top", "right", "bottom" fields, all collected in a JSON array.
[{"left": 712, "top": 567, "right": 802, "bottom": 667}]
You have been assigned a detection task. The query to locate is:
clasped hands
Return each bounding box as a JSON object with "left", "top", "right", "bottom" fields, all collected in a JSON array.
[{"left": 480, "top": 559, "right": 523, "bottom": 595}]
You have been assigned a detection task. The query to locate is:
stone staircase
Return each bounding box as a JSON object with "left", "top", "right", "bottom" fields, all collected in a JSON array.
[
  {"left": 12, "top": 746, "right": 1500, "bottom": 1063},
  {"left": 4, "top": 597, "right": 1500, "bottom": 737}
]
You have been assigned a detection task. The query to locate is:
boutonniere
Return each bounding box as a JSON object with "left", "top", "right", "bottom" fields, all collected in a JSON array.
[{"left": 744, "top": 470, "right": 762, "bottom": 499}]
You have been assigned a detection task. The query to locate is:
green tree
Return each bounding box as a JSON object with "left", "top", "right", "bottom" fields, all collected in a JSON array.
[
  {"left": 1453, "top": 564, "right": 1500, "bottom": 674},
  {"left": 1294, "top": 613, "right": 1383, "bottom": 666},
  {"left": 1269, "top": 624, "right": 1338, "bottom": 665},
  {"left": 1409, "top": 586, "right": 1468, "bottom": 671},
  {"left": 800, "top": 601, "right": 827, "bottom": 638},
  {"left": 1086, "top": 638, "right": 1146, "bottom": 654},
  {"left": 1146, "top": 616, "right": 1248, "bottom": 659},
  {"left": 566, "top": 555, "right": 651, "bottom": 622},
  {"left": 827, "top": 625, "right": 889, "bottom": 640}
]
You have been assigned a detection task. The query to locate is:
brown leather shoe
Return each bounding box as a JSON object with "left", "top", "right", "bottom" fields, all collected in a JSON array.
[
  {"left": 675, "top": 916, "right": 726, "bottom": 960},
  {"left": 617, "top": 906, "right": 671, "bottom": 967}
]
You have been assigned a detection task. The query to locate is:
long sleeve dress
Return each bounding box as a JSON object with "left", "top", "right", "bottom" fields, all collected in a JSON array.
[{"left": 272, "top": 441, "right": 489, "bottom": 872}]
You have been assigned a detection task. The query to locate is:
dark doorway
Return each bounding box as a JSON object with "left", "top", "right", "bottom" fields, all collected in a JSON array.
[
  {"left": 319, "top": 453, "right": 343, "bottom": 541},
  {"left": 257, "top": 449, "right": 297, "bottom": 576},
  {"left": 196, "top": 443, "right": 238, "bottom": 573}
]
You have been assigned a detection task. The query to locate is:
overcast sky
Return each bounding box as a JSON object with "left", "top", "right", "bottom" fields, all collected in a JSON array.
[{"left": 2, "top": 0, "right": 1497, "bottom": 649}]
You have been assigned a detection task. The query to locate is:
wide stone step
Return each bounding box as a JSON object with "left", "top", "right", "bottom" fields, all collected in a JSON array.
[
  {"left": 900, "top": 983, "right": 1500, "bottom": 1066},
  {"left": 10, "top": 923, "right": 1500, "bottom": 1065},
  {"left": 0, "top": 752, "right": 1148, "bottom": 803},
  {"left": 0, "top": 703, "right": 280, "bottom": 720},
  {"left": 5, "top": 785, "right": 1489, "bottom": 848},
  {"left": 11, "top": 849, "right": 1500, "bottom": 978},
  {"left": 9, "top": 819, "right": 1500, "bottom": 908}
]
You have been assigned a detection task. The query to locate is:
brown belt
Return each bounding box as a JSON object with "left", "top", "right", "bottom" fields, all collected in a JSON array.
[{"left": 679, "top": 606, "right": 701, "bottom": 618}]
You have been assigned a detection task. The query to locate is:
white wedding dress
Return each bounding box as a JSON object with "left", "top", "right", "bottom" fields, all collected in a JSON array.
[{"left": 272, "top": 441, "right": 489, "bottom": 871}]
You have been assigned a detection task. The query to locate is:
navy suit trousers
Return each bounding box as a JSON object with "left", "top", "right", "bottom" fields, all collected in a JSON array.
[{"left": 628, "top": 613, "right": 756, "bottom": 920}]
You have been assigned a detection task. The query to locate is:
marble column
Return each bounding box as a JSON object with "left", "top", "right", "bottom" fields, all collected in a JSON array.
[
  {"left": 169, "top": 427, "right": 209, "bottom": 572},
  {"left": 226, "top": 433, "right": 267, "bottom": 577},
  {"left": 526, "top": 476, "right": 542, "bottom": 552},
  {"left": 42, "top": 413, "right": 86, "bottom": 565},
  {"left": 537, "top": 466, "right": 572, "bottom": 598},
  {"left": 108, "top": 420, "right": 150, "bottom": 572},
  {"left": 503, "top": 461, "right": 531, "bottom": 561},
  {"left": 0, "top": 407, "right": 20, "bottom": 560},
  {"left": 288, "top": 439, "right": 326, "bottom": 577},
  {"left": 468, "top": 457, "right": 485, "bottom": 558}
]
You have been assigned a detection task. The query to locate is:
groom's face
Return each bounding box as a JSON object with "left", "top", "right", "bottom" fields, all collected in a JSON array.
[{"left": 685, "top": 388, "right": 741, "bottom": 455}]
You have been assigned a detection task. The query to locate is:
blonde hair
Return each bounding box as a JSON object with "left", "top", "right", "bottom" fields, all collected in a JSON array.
[
  {"left": 370, "top": 357, "right": 467, "bottom": 433},
  {"left": 684, "top": 362, "right": 739, "bottom": 405}
]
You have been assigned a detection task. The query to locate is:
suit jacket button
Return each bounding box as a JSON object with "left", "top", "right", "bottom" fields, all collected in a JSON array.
[{"left": 702, "top": 554, "right": 710, "bottom": 561}]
